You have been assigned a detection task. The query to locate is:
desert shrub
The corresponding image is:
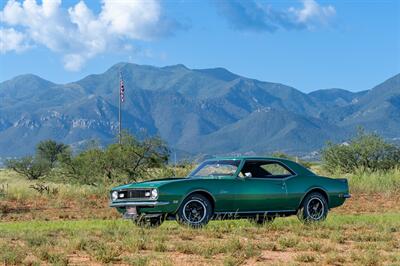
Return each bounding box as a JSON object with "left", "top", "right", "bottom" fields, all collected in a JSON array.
[
  {"left": 59, "top": 132, "right": 170, "bottom": 185},
  {"left": 29, "top": 182, "right": 59, "bottom": 196},
  {"left": 58, "top": 147, "right": 105, "bottom": 185},
  {"left": 5, "top": 156, "right": 50, "bottom": 180},
  {"left": 104, "top": 133, "right": 169, "bottom": 182},
  {"left": 5, "top": 139, "right": 69, "bottom": 180},
  {"left": 36, "top": 139, "right": 69, "bottom": 168},
  {"left": 322, "top": 130, "right": 400, "bottom": 173},
  {"left": 295, "top": 253, "right": 316, "bottom": 263}
]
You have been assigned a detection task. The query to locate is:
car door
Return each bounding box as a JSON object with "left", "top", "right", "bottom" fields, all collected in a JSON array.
[{"left": 233, "top": 160, "right": 292, "bottom": 212}]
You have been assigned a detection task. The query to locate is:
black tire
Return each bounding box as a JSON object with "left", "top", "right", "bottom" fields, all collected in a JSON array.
[
  {"left": 135, "top": 215, "right": 164, "bottom": 228},
  {"left": 297, "top": 192, "right": 328, "bottom": 223},
  {"left": 176, "top": 194, "right": 213, "bottom": 228}
]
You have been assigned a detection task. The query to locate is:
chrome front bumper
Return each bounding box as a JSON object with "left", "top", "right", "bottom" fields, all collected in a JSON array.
[
  {"left": 109, "top": 201, "right": 170, "bottom": 208},
  {"left": 109, "top": 201, "right": 169, "bottom": 220},
  {"left": 122, "top": 212, "right": 163, "bottom": 219}
]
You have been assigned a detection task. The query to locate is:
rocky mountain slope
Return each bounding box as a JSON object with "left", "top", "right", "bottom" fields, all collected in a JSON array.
[{"left": 0, "top": 63, "right": 398, "bottom": 158}]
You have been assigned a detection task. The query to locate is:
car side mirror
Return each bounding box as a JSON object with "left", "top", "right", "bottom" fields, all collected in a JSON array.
[{"left": 244, "top": 172, "right": 252, "bottom": 178}]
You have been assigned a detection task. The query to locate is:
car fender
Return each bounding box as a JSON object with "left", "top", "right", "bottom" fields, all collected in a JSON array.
[
  {"left": 175, "top": 188, "right": 216, "bottom": 213},
  {"left": 297, "top": 186, "right": 330, "bottom": 209}
]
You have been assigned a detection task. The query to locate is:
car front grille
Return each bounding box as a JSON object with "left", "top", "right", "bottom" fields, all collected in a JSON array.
[{"left": 117, "top": 189, "right": 151, "bottom": 200}]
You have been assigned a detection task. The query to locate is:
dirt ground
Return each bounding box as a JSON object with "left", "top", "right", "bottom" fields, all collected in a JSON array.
[{"left": 1, "top": 193, "right": 399, "bottom": 265}]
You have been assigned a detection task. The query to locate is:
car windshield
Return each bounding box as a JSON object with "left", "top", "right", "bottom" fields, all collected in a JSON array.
[{"left": 189, "top": 160, "right": 241, "bottom": 177}]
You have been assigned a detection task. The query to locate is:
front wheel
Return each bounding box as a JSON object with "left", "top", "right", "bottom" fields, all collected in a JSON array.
[
  {"left": 177, "top": 194, "right": 213, "bottom": 228},
  {"left": 297, "top": 192, "right": 328, "bottom": 223}
]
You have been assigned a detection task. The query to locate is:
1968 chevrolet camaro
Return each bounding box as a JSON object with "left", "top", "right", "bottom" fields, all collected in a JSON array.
[{"left": 110, "top": 157, "right": 350, "bottom": 227}]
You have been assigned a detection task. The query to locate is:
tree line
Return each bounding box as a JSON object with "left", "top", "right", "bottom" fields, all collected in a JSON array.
[
  {"left": 6, "top": 129, "right": 400, "bottom": 184},
  {"left": 321, "top": 129, "right": 400, "bottom": 173},
  {"left": 6, "top": 132, "right": 170, "bottom": 185}
]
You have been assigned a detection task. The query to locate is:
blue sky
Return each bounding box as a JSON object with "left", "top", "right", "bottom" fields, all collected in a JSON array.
[{"left": 0, "top": 0, "right": 399, "bottom": 92}]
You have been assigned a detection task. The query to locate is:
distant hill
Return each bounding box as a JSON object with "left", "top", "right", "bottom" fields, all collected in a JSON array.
[{"left": 0, "top": 63, "right": 399, "bottom": 159}]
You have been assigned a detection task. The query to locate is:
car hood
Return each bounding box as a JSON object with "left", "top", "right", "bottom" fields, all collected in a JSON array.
[
  {"left": 111, "top": 175, "right": 233, "bottom": 191},
  {"left": 111, "top": 177, "right": 187, "bottom": 190}
]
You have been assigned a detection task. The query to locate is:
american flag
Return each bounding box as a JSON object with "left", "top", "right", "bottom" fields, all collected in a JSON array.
[{"left": 120, "top": 74, "right": 125, "bottom": 103}]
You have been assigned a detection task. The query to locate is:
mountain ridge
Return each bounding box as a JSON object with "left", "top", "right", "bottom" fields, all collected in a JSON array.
[{"left": 0, "top": 63, "right": 399, "bottom": 159}]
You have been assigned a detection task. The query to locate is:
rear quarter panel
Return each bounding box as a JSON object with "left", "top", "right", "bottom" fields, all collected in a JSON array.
[{"left": 285, "top": 175, "right": 349, "bottom": 210}]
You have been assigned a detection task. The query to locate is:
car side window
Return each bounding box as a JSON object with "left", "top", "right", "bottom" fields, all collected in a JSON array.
[
  {"left": 260, "top": 163, "right": 292, "bottom": 177},
  {"left": 241, "top": 160, "right": 294, "bottom": 179}
]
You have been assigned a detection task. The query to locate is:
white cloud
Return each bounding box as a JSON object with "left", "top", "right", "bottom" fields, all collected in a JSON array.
[
  {"left": 0, "top": 0, "right": 179, "bottom": 71},
  {"left": 63, "top": 53, "right": 86, "bottom": 72},
  {"left": 289, "top": 0, "right": 336, "bottom": 27},
  {"left": 216, "top": 0, "right": 336, "bottom": 32},
  {"left": 0, "top": 27, "right": 30, "bottom": 53},
  {"left": 100, "top": 0, "right": 161, "bottom": 40}
]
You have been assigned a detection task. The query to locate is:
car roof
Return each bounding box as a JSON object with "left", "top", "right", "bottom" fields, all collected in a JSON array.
[
  {"left": 213, "top": 156, "right": 277, "bottom": 159},
  {"left": 206, "top": 156, "right": 315, "bottom": 176},
  {"left": 208, "top": 156, "right": 290, "bottom": 161}
]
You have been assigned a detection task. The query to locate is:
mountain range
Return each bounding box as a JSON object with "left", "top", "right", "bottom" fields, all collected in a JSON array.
[{"left": 0, "top": 63, "right": 399, "bottom": 160}]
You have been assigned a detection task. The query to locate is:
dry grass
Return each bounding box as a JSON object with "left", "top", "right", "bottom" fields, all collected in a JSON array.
[
  {"left": 0, "top": 213, "right": 399, "bottom": 265},
  {"left": 1, "top": 168, "right": 400, "bottom": 265},
  {"left": 311, "top": 165, "right": 400, "bottom": 195},
  {"left": 0, "top": 169, "right": 117, "bottom": 221}
]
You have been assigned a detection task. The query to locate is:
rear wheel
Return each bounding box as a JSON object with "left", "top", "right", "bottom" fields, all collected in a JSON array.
[
  {"left": 297, "top": 192, "right": 328, "bottom": 223},
  {"left": 177, "top": 194, "right": 213, "bottom": 228}
]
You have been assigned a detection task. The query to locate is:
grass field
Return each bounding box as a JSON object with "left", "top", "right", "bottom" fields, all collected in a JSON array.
[
  {"left": 1, "top": 214, "right": 399, "bottom": 265},
  {"left": 311, "top": 166, "right": 400, "bottom": 195},
  {"left": 1, "top": 168, "right": 400, "bottom": 265}
]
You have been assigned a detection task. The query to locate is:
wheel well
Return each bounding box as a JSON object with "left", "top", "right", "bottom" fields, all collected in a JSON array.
[
  {"left": 184, "top": 191, "right": 215, "bottom": 212},
  {"left": 298, "top": 188, "right": 329, "bottom": 210}
]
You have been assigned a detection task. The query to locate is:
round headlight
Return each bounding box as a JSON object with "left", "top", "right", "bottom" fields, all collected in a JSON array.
[
  {"left": 150, "top": 188, "right": 158, "bottom": 199},
  {"left": 111, "top": 191, "right": 118, "bottom": 201}
]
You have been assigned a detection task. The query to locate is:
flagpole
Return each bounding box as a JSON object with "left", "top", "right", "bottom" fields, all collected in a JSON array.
[{"left": 118, "top": 72, "right": 122, "bottom": 145}]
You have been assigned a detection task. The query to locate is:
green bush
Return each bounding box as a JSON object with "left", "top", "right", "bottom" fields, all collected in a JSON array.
[
  {"left": 58, "top": 147, "right": 105, "bottom": 185},
  {"left": 6, "top": 133, "right": 170, "bottom": 185},
  {"left": 36, "top": 139, "right": 69, "bottom": 168},
  {"left": 5, "top": 156, "right": 50, "bottom": 180},
  {"left": 322, "top": 130, "right": 400, "bottom": 173},
  {"left": 5, "top": 139, "right": 69, "bottom": 180},
  {"left": 59, "top": 132, "right": 170, "bottom": 185}
]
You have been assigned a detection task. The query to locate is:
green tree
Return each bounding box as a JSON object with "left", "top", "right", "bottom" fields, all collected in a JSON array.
[
  {"left": 36, "top": 140, "right": 69, "bottom": 168},
  {"left": 322, "top": 130, "right": 400, "bottom": 173},
  {"left": 6, "top": 156, "right": 50, "bottom": 180},
  {"left": 58, "top": 147, "right": 105, "bottom": 185},
  {"left": 110, "top": 133, "right": 170, "bottom": 182},
  {"left": 59, "top": 133, "right": 170, "bottom": 185}
]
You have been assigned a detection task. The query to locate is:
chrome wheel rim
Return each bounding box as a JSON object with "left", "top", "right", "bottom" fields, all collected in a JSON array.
[
  {"left": 306, "top": 197, "right": 324, "bottom": 220},
  {"left": 183, "top": 199, "right": 206, "bottom": 224}
]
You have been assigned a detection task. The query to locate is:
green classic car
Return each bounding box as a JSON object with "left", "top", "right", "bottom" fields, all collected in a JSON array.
[{"left": 110, "top": 157, "right": 350, "bottom": 227}]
